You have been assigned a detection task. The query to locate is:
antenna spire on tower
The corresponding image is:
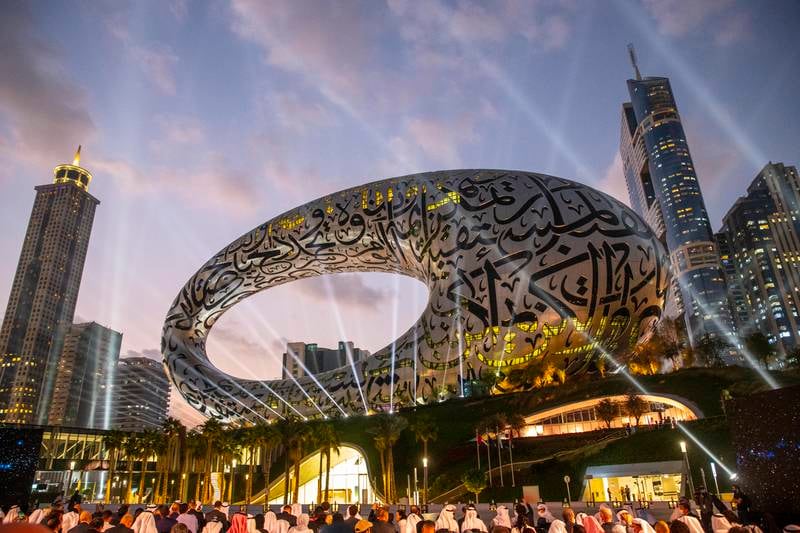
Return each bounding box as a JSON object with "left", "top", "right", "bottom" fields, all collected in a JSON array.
[
  {"left": 73, "top": 145, "right": 82, "bottom": 166},
  {"left": 627, "top": 43, "right": 642, "bottom": 81}
]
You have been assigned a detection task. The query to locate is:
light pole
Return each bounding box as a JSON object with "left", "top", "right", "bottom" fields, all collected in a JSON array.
[
  {"left": 230, "top": 459, "right": 238, "bottom": 504},
  {"left": 171, "top": 479, "right": 175, "bottom": 500},
  {"left": 66, "top": 461, "right": 76, "bottom": 496},
  {"left": 245, "top": 474, "right": 250, "bottom": 505},
  {"left": 181, "top": 473, "right": 186, "bottom": 502},
  {"left": 710, "top": 462, "right": 720, "bottom": 496},
  {"left": 563, "top": 475, "right": 571, "bottom": 505},
  {"left": 423, "top": 457, "right": 429, "bottom": 507},
  {"left": 680, "top": 441, "right": 695, "bottom": 498}
]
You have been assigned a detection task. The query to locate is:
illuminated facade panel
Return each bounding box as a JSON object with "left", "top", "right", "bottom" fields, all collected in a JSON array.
[
  {"left": 162, "top": 169, "right": 669, "bottom": 422},
  {"left": 621, "top": 76, "right": 735, "bottom": 347},
  {"left": 0, "top": 149, "right": 99, "bottom": 424},
  {"left": 111, "top": 357, "right": 170, "bottom": 431}
]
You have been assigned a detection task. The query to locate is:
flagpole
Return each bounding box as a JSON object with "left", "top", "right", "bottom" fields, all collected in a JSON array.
[
  {"left": 496, "top": 426, "right": 505, "bottom": 487},
  {"left": 475, "top": 429, "right": 481, "bottom": 470},
  {"left": 508, "top": 429, "right": 516, "bottom": 487},
  {"left": 486, "top": 432, "right": 493, "bottom": 487}
]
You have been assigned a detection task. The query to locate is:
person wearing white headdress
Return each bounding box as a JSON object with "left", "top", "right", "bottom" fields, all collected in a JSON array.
[
  {"left": 133, "top": 509, "right": 159, "bottom": 533},
  {"left": 611, "top": 526, "right": 626, "bottom": 533},
  {"left": 262, "top": 511, "right": 278, "bottom": 533},
  {"left": 676, "top": 516, "right": 704, "bottom": 533},
  {"left": 493, "top": 507, "right": 512, "bottom": 529},
  {"left": 405, "top": 506, "right": 422, "bottom": 533},
  {"left": 580, "top": 514, "right": 603, "bottom": 533},
  {"left": 289, "top": 514, "right": 311, "bottom": 533},
  {"left": 204, "top": 521, "right": 224, "bottom": 533},
  {"left": 0, "top": 508, "right": 5, "bottom": 522},
  {"left": 783, "top": 526, "right": 800, "bottom": 533},
  {"left": 549, "top": 520, "right": 568, "bottom": 533},
  {"left": 710, "top": 514, "right": 737, "bottom": 533},
  {"left": 28, "top": 507, "right": 46, "bottom": 525},
  {"left": 461, "top": 506, "right": 487, "bottom": 533},
  {"left": 63, "top": 507, "right": 81, "bottom": 532},
  {"left": 436, "top": 505, "right": 459, "bottom": 533},
  {"left": 3, "top": 506, "right": 21, "bottom": 524},
  {"left": 291, "top": 505, "right": 302, "bottom": 520},
  {"left": 631, "top": 518, "right": 655, "bottom": 533}
]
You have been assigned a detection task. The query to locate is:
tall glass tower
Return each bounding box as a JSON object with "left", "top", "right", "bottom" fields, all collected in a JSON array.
[
  {"left": 0, "top": 148, "right": 99, "bottom": 424},
  {"left": 619, "top": 51, "right": 734, "bottom": 347}
]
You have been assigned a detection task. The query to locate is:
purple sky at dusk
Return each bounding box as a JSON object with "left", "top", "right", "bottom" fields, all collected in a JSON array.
[{"left": 1, "top": 0, "right": 799, "bottom": 425}]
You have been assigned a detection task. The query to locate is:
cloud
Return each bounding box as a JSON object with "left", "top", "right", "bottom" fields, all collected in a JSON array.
[
  {"left": 595, "top": 152, "right": 630, "bottom": 205},
  {"left": 154, "top": 115, "right": 206, "bottom": 146},
  {"left": 640, "top": 0, "right": 751, "bottom": 45},
  {"left": 0, "top": 2, "right": 95, "bottom": 171},
  {"left": 269, "top": 92, "right": 336, "bottom": 133},
  {"left": 130, "top": 45, "right": 180, "bottom": 95},
  {"left": 295, "top": 274, "right": 393, "bottom": 312}
]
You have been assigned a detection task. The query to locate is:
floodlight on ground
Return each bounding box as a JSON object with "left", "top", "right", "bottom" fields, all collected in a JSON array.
[{"left": 680, "top": 441, "right": 687, "bottom": 453}]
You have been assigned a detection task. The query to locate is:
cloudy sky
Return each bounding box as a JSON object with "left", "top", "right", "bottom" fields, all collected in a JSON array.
[{"left": 1, "top": 0, "right": 799, "bottom": 425}]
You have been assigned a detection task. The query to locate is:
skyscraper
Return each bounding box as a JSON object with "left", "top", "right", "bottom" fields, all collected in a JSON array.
[
  {"left": 620, "top": 49, "right": 734, "bottom": 347},
  {"left": 718, "top": 162, "right": 800, "bottom": 356},
  {"left": 110, "top": 357, "right": 171, "bottom": 431},
  {"left": 47, "top": 322, "right": 122, "bottom": 429},
  {"left": 0, "top": 148, "right": 99, "bottom": 424}
]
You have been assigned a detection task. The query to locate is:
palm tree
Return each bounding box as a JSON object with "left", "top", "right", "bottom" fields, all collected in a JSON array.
[
  {"left": 123, "top": 433, "right": 139, "bottom": 503},
  {"left": 252, "top": 422, "right": 280, "bottom": 504},
  {"left": 369, "top": 414, "right": 407, "bottom": 502},
  {"left": 409, "top": 413, "right": 438, "bottom": 471},
  {"left": 317, "top": 422, "right": 341, "bottom": 501},
  {"left": 102, "top": 430, "right": 126, "bottom": 503},
  {"left": 138, "top": 430, "right": 162, "bottom": 503},
  {"left": 199, "top": 418, "right": 224, "bottom": 502},
  {"left": 745, "top": 331, "right": 774, "bottom": 369},
  {"left": 275, "top": 419, "right": 310, "bottom": 504},
  {"left": 186, "top": 430, "right": 207, "bottom": 501},
  {"left": 290, "top": 423, "right": 313, "bottom": 503},
  {"left": 158, "top": 418, "right": 186, "bottom": 502}
]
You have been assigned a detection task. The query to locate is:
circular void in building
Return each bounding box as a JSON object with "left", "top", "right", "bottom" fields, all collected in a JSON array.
[{"left": 162, "top": 170, "right": 670, "bottom": 422}]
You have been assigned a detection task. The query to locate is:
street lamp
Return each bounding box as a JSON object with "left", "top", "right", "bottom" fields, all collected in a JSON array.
[
  {"left": 171, "top": 479, "right": 175, "bottom": 500},
  {"left": 230, "top": 459, "right": 238, "bottom": 503},
  {"left": 563, "top": 475, "right": 571, "bottom": 504},
  {"left": 422, "top": 457, "right": 429, "bottom": 506},
  {"left": 679, "top": 441, "right": 695, "bottom": 498}
]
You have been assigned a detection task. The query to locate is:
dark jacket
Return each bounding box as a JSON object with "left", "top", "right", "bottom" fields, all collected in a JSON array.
[
  {"left": 342, "top": 517, "right": 359, "bottom": 532},
  {"left": 106, "top": 526, "right": 134, "bottom": 533},
  {"left": 276, "top": 513, "right": 297, "bottom": 528},
  {"left": 205, "top": 510, "right": 229, "bottom": 533},
  {"left": 566, "top": 524, "right": 585, "bottom": 533},
  {"left": 322, "top": 523, "right": 354, "bottom": 533},
  {"left": 372, "top": 521, "right": 395, "bottom": 533},
  {"left": 157, "top": 515, "right": 178, "bottom": 533},
  {"left": 191, "top": 510, "right": 206, "bottom": 531},
  {"left": 69, "top": 523, "right": 91, "bottom": 533}
]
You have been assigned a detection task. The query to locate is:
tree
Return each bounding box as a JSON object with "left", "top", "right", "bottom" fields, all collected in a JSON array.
[
  {"left": 186, "top": 429, "right": 207, "bottom": 502},
  {"left": 123, "top": 433, "right": 140, "bottom": 503},
  {"left": 316, "top": 422, "right": 341, "bottom": 502},
  {"left": 199, "top": 418, "right": 224, "bottom": 502},
  {"left": 252, "top": 422, "right": 280, "bottom": 505},
  {"left": 745, "top": 332, "right": 774, "bottom": 369},
  {"left": 461, "top": 468, "right": 487, "bottom": 503},
  {"left": 368, "top": 414, "right": 408, "bottom": 502},
  {"left": 102, "top": 430, "right": 126, "bottom": 503},
  {"left": 695, "top": 335, "right": 729, "bottom": 367},
  {"left": 594, "top": 399, "right": 618, "bottom": 429},
  {"left": 624, "top": 393, "right": 649, "bottom": 426},
  {"left": 409, "top": 413, "right": 438, "bottom": 474}
]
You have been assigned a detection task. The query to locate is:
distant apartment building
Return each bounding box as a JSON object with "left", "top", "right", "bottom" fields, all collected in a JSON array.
[
  {"left": 718, "top": 162, "right": 800, "bottom": 356},
  {"left": 283, "top": 341, "right": 370, "bottom": 379},
  {"left": 110, "top": 357, "right": 170, "bottom": 431},
  {"left": 47, "top": 322, "right": 122, "bottom": 429}
]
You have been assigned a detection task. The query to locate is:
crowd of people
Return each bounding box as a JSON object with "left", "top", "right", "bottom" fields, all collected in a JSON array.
[{"left": 0, "top": 495, "right": 796, "bottom": 533}]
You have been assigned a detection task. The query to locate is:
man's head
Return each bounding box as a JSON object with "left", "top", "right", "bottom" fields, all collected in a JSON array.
[
  {"left": 421, "top": 520, "right": 436, "bottom": 533},
  {"left": 159, "top": 505, "right": 170, "bottom": 518},
  {"left": 599, "top": 508, "right": 613, "bottom": 524},
  {"left": 348, "top": 506, "right": 359, "bottom": 518},
  {"left": 120, "top": 515, "right": 134, "bottom": 528},
  {"left": 669, "top": 522, "right": 690, "bottom": 533},
  {"left": 170, "top": 503, "right": 180, "bottom": 515},
  {"left": 562, "top": 509, "right": 575, "bottom": 525},
  {"left": 678, "top": 503, "right": 691, "bottom": 516},
  {"left": 74, "top": 504, "right": 82, "bottom": 514},
  {"left": 171, "top": 524, "right": 189, "bottom": 533},
  {"left": 321, "top": 502, "right": 330, "bottom": 513},
  {"left": 118, "top": 505, "right": 129, "bottom": 516},
  {"left": 214, "top": 501, "right": 223, "bottom": 510},
  {"left": 102, "top": 511, "right": 113, "bottom": 523},
  {"left": 376, "top": 509, "right": 388, "bottom": 523},
  {"left": 332, "top": 514, "right": 343, "bottom": 523},
  {"left": 355, "top": 520, "right": 373, "bottom": 533},
  {"left": 410, "top": 506, "right": 420, "bottom": 516},
  {"left": 80, "top": 511, "right": 93, "bottom": 524},
  {"left": 179, "top": 504, "right": 189, "bottom": 515},
  {"left": 283, "top": 505, "right": 292, "bottom": 514}
]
